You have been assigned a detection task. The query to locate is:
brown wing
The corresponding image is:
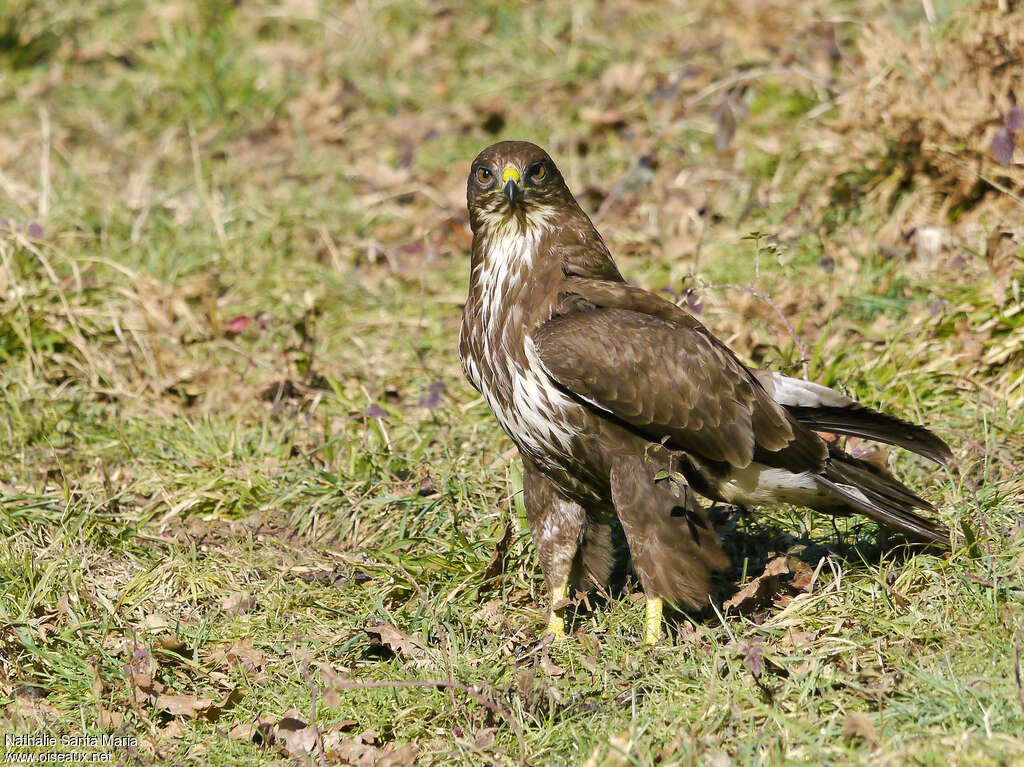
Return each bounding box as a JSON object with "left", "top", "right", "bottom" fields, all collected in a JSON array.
[{"left": 533, "top": 295, "right": 826, "bottom": 472}]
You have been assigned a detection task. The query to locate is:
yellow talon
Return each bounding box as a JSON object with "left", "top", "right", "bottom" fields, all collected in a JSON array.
[
  {"left": 546, "top": 583, "right": 567, "bottom": 639},
  {"left": 644, "top": 597, "right": 663, "bottom": 645}
]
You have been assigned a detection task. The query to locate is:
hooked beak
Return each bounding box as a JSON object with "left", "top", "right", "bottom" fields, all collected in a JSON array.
[{"left": 501, "top": 166, "right": 522, "bottom": 207}]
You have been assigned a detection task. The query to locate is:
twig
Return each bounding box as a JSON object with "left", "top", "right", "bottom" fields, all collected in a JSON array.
[
  {"left": 334, "top": 679, "right": 527, "bottom": 766},
  {"left": 704, "top": 282, "right": 810, "bottom": 379}
]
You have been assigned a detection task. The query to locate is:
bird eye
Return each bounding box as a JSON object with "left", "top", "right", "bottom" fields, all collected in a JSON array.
[
  {"left": 529, "top": 162, "right": 547, "bottom": 183},
  {"left": 476, "top": 167, "right": 493, "bottom": 185}
]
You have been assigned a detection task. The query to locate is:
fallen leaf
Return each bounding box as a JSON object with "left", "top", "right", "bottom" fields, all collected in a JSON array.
[
  {"left": 3, "top": 696, "right": 60, "bottom": 728},
  {"left": 540, "top": 643, "right": 565, "bottom": 678},
  {"left": 417, "top": 380, "right": 446, "bottom": 409},
  {"left": 789, "top": 559, "right": 816, "bottom": 592},
  {"left": 364, "top": 623, "right": 433, "bottom": 665},
  {"left": 154, "top": 693, "right": 214, "bottom": 717},
  {"left": 582, "top": 729, "right": 634, "bottom": 767},
  {"left": 472, "top": 599, "right": 505, "bottom": 632},
  {"left": 271, "top": 710, "right": 320, "bottom": 758},
  {"left": 160, "top": 719, "right": 185, "bottom": 739},
  {"left": 141, "top": 614, "right": 170, "bottom": 631},
  {"left": 740, "top": 636, "right": 765, "bottom": 679},
  {"left": 329, "top": 731, "right": 417, "bottom": 767},
  {"left": 992, "top": 124, "right": 1016, "bottom": 166},
  {"left": 480, "top": 523, "right": 513, "bottom": 590},
  {"left": 723, "top": 556, "right": 790, "bottom": 611},
  {"left": 225, "top": 315, "right": 252, "bottom": 335},
  {"left": 986, "top": 229, "right": 1020, "bottom": 306},
  {"left": 221, "top": 591, "right": 257, "bottom": 615},
  {"left": 363, "top": 403, "right": 388, "bottom": 419},
  {"left": 208, "top": 637, "right": 266, "bottom": 675},
  {"left": 843, "top": 712, "right": 877, "bottom": 743},
  {"left": 98, "top": 708, "right": 124, "bottom": 729}
]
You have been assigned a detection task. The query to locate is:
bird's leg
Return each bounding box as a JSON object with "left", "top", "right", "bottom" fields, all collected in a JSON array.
[
  {"left": 522, "top": 461, "right": 586, "bottom": 641},
  {"left": 546, "top": 581, "right": 568, "bottom": 639},
  {"left": 644, "top": 596, "right": 663, "bottom": 646}
]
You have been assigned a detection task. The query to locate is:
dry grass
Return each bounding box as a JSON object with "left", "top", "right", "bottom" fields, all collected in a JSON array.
[{"left": 0, "top": 0, "right": 1022, "bottom": 765}]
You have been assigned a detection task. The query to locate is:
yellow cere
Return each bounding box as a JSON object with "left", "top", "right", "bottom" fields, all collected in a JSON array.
[{"left": 501, "top": 166, "right": 521, "bottom": 185}]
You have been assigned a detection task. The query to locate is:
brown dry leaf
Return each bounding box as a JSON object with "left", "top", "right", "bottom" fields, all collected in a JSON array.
[
  {"left": 479, "top": 522, "right": 513, "bottom": 590},
  {"left": 221, "top": 591, "right": 257, "bottom": 615},
  {"left": 318, "top": 723, "right": 417, "bottom": 766},
  {"left": 580, "top": 106, "right": 628, "bottom": 131},
  {"left": 157, "top": 635, "right": 188, "bottom": 653},
  {"left": 601, "top": 62, "right": 646, "bottom": 94},
  {"left": 271, "top": 710, "right": 320, "bottom": 759},
  {"left": 789, "top": 559, "right": 816, "bottom": 592},
  {"left": 228, "top": 721, "right": 263, "bottom": 742},
  {"left": 141, "top": 613, "right": 170, "bottom": 631},
  {"left": 472, "top": 599, "right": 505, "bottom": 632},
  {"left": 356, "top": 160, "right": 411, "bottom": 190},
  {"left": 364, "top": 623, "right": 433, "bottom": 666},
  {"left": 4, "top": 696, "right": 60, "bottom": 728},
  {"left": 723, "top": 556, "right": 790, "bottom": 611},
  {"left": 334, "top": 736, "right": 417, "bottom": 767},
  {"left": 207, "top": 637, "right": 266, "bottom": 674},
  {"left": 160, "top": 719, "right": 185, "bottom": 739},
  {"left": 98, "top": 708, "right": 124, "bottom": 729},
  {"left": 658, "top": 735, "right": 684, "bottom": 762},
  {"left": 582, "top": 729, "right": 634, "bottom": 767},
  {"left": 843, "top": 712, "right": 877, "bottom": 743},
  {"left": 89, "top": 660, "right": 104, "bottom": 701},
  {"left": 777, "top": 628, "right": 816, "bottom": 652},
  {"left": 846, "top": 437, "right": 894, "bottom": 476},
  {"left": 986, "top": 230, "right": 1021, "bottom": 306},
  {"left": 580, "top": 655, "right": 600, "bottom": 674},
  {"left": 149, "top": 686, "right": 242, "bottom": 721},
  {"left": 154, "top": 693, "right": 214, "bottom": 717},
  {"left": 539, "top": 643, "right": 565, "bottom": 678}
]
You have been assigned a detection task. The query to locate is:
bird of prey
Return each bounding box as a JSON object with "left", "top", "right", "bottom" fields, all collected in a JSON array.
[{"left": 459, "top": 140, "right": 951, "bottom": 645}]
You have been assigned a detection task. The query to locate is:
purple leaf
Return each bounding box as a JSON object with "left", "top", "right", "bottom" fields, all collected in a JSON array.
[
  {"left": 685, "top": 291, "right": 703, "bottom": 315},
  {"left": 1007, "top": 106, "right": 1024, "bottom": 132},
  {"left": 992, "top": 125, "right": 1015, "bottom": 166},
  {"left": 712, "top": 102, "right": 736, "bottom": 151},
  {"left": 418, "top": 381, "right": 446, "bottom": 409},
  {"left": 27, "top": 222, "right": 44, "bottom": 239},
  {"left": 225, "top": 315, "right": 252, "bottom": 335},
  {"left": 363, "top": 403, "right": 388, "bottom": 419},
  {"left": 741, "top": 637, "right": 764, "bottom": 679}
]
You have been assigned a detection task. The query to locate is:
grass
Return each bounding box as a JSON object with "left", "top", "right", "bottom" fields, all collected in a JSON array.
[{"left": 1, "top": 0, "right": 1023, "bottom": 764}]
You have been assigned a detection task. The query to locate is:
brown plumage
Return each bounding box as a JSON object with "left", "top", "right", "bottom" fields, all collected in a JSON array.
[{"left": 458, "top": 140, "right": 952, "bottom": 643}]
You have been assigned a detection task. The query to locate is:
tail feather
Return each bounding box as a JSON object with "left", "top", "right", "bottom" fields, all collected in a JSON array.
[
  {"left": 789, "top": 404, "right": 953, "bottom": 466},
  {"left": 754, "top": 371, "right": 953, "bottom": 466},
  {"left": 816, "top": 451, "right": 948, "bottom": 546}
]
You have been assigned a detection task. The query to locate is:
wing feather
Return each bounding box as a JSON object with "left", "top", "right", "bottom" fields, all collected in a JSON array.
[{"left": 534, "top": 306, "right": 822, "bottom": 469}]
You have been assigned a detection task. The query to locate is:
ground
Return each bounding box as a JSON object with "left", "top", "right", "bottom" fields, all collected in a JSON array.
[{"left": 1, "top": 0, "right": 1023, "bottom": 765}]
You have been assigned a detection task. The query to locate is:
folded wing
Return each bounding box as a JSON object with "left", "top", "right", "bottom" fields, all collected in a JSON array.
[{"left": 533, "top": 304, "right": 827, "bottom": 473}]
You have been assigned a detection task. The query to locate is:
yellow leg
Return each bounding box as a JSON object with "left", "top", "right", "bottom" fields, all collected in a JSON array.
[
  {"left": 644, "top": 597, "right": 663, "bottom": 646},
  {"left": 546, "top": 582, "right": 567, "bottom": 639}
]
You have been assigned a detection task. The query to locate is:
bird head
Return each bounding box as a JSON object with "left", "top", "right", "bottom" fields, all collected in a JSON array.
[{"left": 466, "top": 141, "right": 570, "bottom": 233}]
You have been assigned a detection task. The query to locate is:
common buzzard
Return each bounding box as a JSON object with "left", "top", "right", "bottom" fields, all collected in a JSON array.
[{"left": 459, "top": 141, "right": 951, "bottom": 644}]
